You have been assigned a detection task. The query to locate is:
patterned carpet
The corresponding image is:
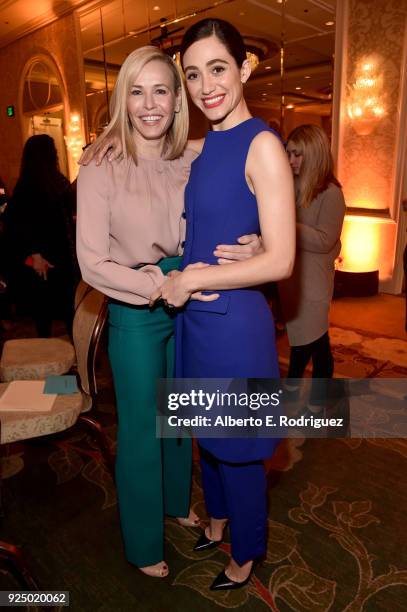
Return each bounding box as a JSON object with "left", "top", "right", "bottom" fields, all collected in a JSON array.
[
  {"left": 1, "top": 301, "right": 407, "bottom": 611},
  {"left": 277, "top": 325, "right": 407, "bottom": 379}
]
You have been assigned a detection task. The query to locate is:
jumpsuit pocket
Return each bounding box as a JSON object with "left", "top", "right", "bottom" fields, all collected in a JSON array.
[{"left": 186, "top": 294, "right": 230, "bottom": 314}]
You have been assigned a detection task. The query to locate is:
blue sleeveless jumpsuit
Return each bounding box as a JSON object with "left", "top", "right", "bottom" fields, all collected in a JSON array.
[{"left": 175, "top": 118, "right": 281, "bottom": 564}]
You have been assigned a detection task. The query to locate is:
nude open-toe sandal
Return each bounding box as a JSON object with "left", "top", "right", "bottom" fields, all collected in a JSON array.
[
  {"left": 176, "top": 509, "right": 201, "bottom": 527},
  {"left": 139, "top": 562, "right": 169, "bottom": 578}
]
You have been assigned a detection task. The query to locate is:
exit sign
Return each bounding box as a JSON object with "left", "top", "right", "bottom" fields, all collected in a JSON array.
[{"left": 7, "top": 105, "right": 14, "bottom": 117}]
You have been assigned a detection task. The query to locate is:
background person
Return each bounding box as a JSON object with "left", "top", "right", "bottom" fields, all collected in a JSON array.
[
  {"left": 5, "top": 135, "right": 78, "bottom": 337},
  {"left": 280, "top": 124, "right": 346, "bottom": 409}
]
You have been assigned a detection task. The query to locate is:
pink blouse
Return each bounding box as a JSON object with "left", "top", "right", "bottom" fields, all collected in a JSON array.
[{"left": 76, "top": 149, "right": 197, "bottom": 305}]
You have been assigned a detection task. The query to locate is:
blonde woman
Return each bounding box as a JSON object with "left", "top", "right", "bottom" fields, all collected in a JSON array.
[
  {"left": 76, "top": 46, "right": 260, "bottom": 578},
  {"left": 281, "top": 124, "right": 345, "bottom": 396}
]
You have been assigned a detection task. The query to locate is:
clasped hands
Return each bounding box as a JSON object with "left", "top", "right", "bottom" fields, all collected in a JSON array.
[
  {"left": 79, "top": 138, "right": 264, "bottom": 309},
  {"left": 149, "top": 262, "right": 216, "bottom": 309},
  {"left": 149, "top": 235, "right": 263, "bottom": 309}
]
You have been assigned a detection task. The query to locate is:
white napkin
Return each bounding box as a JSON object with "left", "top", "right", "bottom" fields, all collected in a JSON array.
[{"left": 0, "top": 381, "right": 57, "bottom": 412}]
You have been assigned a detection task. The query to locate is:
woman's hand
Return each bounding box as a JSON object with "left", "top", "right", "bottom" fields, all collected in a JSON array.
[
  {"left": 213, "top": 234, "right": 263, "bottom": 264},
  {"left": 79, "top": 134, "right": 123, "bottom": 166},
  {"left": 186, "top": 262, "right": 220, "bottom": 302},
  {"left": 149, "top": 263, "right": 219, "bottom": 307},
  {"left": 32, "top": 253, "right": 54, "bottom": 280},
  {"left": 150, "top": 275, "right": 190, "bottom": 309}
]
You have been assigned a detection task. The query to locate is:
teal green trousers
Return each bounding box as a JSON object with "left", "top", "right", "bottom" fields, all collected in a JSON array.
[{"left": 108, "top": 257, "right": 192, "bottom": 567}]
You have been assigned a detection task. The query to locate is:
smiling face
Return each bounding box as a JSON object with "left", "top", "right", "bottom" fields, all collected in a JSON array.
[
  {"left": 286, "top": 140, "right": 304, "bottom": 176},
  {"left": 126, "top": 59, "right": 180, "bottom": 146},
  {"left": 182, "top": 34, "right": 250, "bottom": 129}
]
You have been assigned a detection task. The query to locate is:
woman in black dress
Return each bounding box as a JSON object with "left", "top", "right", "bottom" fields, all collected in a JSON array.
[{"left": 5, "top": 134, "right": 78, "bottom": 337}]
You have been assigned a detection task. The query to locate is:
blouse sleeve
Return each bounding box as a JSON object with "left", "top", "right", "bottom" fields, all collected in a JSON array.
[
  {"left": 76, "top": 161, "right": 165, "bottom": 305},
  {"left": 296, "top": 185, "right": 346, "bottom": 254},
  {"left": 176, "top": 147, "right": 198, "bottom": 254}
]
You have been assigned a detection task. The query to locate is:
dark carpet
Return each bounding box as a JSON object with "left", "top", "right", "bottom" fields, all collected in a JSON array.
[{"left": 1, "top": 316, "right": 406, "bottom": 611}]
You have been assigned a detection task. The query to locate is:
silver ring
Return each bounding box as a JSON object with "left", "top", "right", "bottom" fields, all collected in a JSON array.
[{"left": 166, "top": 303, "right": 175, "bottom": 309}]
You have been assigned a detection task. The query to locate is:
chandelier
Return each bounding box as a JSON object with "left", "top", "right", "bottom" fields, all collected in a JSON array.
[{"left": 347, "top": 56, "right": 387, "bottom": 136}]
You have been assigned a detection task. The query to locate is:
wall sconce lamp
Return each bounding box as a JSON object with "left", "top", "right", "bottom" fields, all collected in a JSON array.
[
  {"left": 64, "top": 113, "right": 84, "bottom": 161},
  {"left": 347, "top": 56, "right": 386, "bottom": 135}
]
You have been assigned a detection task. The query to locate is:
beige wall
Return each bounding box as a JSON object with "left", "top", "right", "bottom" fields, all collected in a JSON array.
[{"left": 0, "top": 12, "right": 87, "bottom": 191}]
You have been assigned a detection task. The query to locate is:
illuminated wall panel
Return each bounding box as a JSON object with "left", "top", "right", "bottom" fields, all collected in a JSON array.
[
  {"left": 339, "top": 0, "right": 406, "bottom": 215},
  {"left": 340, "top": 215, "right": 397, "bottom": 279},
  {"left": 333, "top": 0, "right": 407, "bottom": 288}
]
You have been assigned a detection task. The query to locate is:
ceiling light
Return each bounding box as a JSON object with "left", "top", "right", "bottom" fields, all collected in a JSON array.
[
  {"left": 304, "top": 75, "right": 311, "bottom": 79},
  {"left": 325, "top": 21, "right": 334, "bottom": 26},
  {"left": 265, "top": 66, "right": 271, "bottom": 70},
  {"left": 295, "top": 86, "right": 302, "bottom": 90},
  {"left": 267, "top": 82, "right": 273, "bottom": 86},
  {"left": 152, "top": 5, "right": 160, "bottom": 11},
  {"left": 286, "top": 104, "right": 294, "bottom": 109}
]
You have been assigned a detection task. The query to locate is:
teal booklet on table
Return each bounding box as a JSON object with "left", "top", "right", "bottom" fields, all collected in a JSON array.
[{"left": 43, "top": 375, "right": 79, "bottom": 395}]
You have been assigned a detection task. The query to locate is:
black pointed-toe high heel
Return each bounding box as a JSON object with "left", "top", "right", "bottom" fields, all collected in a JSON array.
[
  {"left": 209, "top": 563, "right": 255, "bottom": 591},
  {"left": 193, "top": 520, "right": 228, "bottom": 552},
  {"left": 193, "top": 531, "right": 222, "bottom": 552}
]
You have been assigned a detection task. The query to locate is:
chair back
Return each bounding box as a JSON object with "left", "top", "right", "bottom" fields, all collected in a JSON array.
[
  {"left": 74, "top": 279, "right": 92, "bottom": 311},
  {"left": 72, "top": 288, "right": 108, "bottom": 400}
]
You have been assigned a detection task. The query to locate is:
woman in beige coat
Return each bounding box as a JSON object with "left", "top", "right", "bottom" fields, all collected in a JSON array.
[{"left": 279, "top": 124, "right": 345, "bottom": 394}]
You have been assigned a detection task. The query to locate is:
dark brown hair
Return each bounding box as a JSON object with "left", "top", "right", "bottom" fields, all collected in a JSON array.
[
  {"left": 180, "top": 18, "right": 246, "bottom": 68},
  {"left": 17, "top": 134, "right": 65, "bottom": 197}
]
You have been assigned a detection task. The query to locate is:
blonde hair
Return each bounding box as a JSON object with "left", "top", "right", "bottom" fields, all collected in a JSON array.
[
  {"left": 287, "top": 124, "right": 341, "bottom": 208},
  {"left": 96, "top": 46, "right": 189, "bottom": 163}
]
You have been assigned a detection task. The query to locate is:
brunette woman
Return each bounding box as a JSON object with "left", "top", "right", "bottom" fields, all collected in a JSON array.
[
  {"left": 150, "top": 19, "right": 295, "bottom": 589},
  {"left": 6, "top": 135, "right": 77, "bottom": 337}
]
